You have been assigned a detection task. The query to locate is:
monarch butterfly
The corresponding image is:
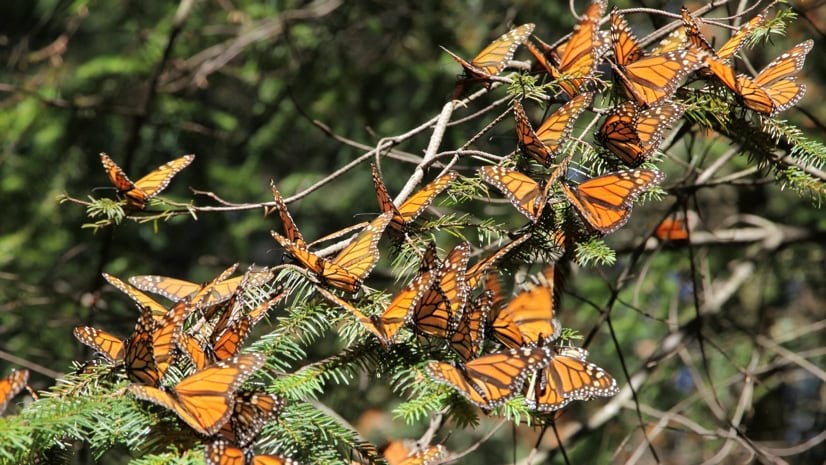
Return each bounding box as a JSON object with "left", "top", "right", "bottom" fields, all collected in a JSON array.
[
  {"left": 99, "top": 153, "right": 194, "bottom": 210},
  {"left": 704, "top": 41, "right": 812, "bottom": 115},
  {"left": 648, "top": 28, "right": 688, "bottom": 55},
  {"left": 382, "top": 441, "right": 447, "bottom": 465},
  {"left": 371, "top": 164, "right": 458, "bottom": 234},
  {"left": 74, "top": 298, "right": 190, "bottom": 386},
  {"left": 102, "top": 272, "right": 169, "bottom": 321},
  {"left": 442, "top": 23, "right": 535, "bottom": 83},
  {"left": 270, "top": 182, "right": 392, "bottom": 293},
  {"left": 315, "top": 262, "right": 437, "bottom": 346},
  {"left": 526, "top": 0, "right": 606, "bottom": 96},
  {"left": 411, "top": 242, "right": 471, "bottom": 339},
  {"left": 427, "top": 346, "right": 552, "bottom": 409},
  {"left": 181, "top": 292, "right": 285, "bottom": 370},
  {"left": 0, "top": 369, "right": 29, "bottom": 415},
  {"left": 561, "top": 169, "right": 664, "bottom": 234},
  {"left": 610, "top": 11, "right": 705, "bottom": 106},
  {"left": 217, "top": 390, "right": 285, "bottom": 448},
  {"left": 654, "top": 211, "right": 695, "bottom": 241},
  {"left": 205, "top": 441, "right": 299, "bottom": 465},
  {"left": 681, "top": 6, "right": 769, "bottom": 63},
  {"left": 595, "top": 100, "right": 685, "bottom": 167},
  {"left": 480, "top": 166, "right": 554, "bottom": 222},
  {"left": 526, "top": 346, "right": 619, "bottom": 412},
  {"left": 513, "top": 93, "right": 593, "bottom": 166},
  {"left": 492, "top": 266, "right": 560, "bottom": 349},
  {"left": 129, "top": 353, "right": 264, "bottom": 436},
  {"left": 450, "top": 291, "right": 490, "bottom": 361},
  {"left": 465, "top": 234, "right": 531, "bottom": 289}
]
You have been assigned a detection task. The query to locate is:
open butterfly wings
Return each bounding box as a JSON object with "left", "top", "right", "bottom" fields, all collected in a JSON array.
[
  {"left": 427, "top": 346, "right": 552, "bottom": 409},
  {"left": 526, "top": 346, "right": 618, "bottom": 412},
  {"left": 562, "top": 169, "right": 664, "bottom": 234},
  {"left": 443, "top": 23, "right": 535, "bottom": 81},
  {"left": 205, "top": 441, "right": 298, "bottom": 465},
  {"left": 0, "top": 369, "right": 30, "bottom": 414},
  {"left": 513, "top": 93, "right": 592, "bottom": 166},
  {"left": 492, "top": 266, "right": 560, "bottom": 349},
  {"left": 99, "top": 153, "right": 194, "bottom": 209},
  {"left": 681, "top": 6, "right": 769, "bottom": 62},
  {"left": 129, "top": 353, "right": 265, "bottom": 436},
  {"left": 371, "top": 165, "right": 458, "bottom": 233},
  {"left": 610, "top": 11, "right": 705, "bottom": 106},
  {"left": 596, "top": 100, "right": 685, "bottom": 167}
]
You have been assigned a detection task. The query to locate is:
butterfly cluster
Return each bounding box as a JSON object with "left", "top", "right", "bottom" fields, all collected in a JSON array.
[{"left": 73, "top": 267, "right": 297, "bottom": 465}]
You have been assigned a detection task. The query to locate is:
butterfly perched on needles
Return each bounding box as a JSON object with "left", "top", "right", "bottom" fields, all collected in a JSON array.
[
  {"left": 410, "top": 242, "right": 471, "bottom": 339},
  {"left": 270, "top": 181, "right": 392, "bottom": 293},
  {"left": 561, "top": 169, "right": 664, "bottom": 234},
  {"left": 205, "top": 440, "right": 299, "bottom": 465},
  {"left": 128, "top": 353, "right": 264, "bottom": 436},
  {"left": 427, "top": 346, "right": 552, "bottom": 409},
  {"left": 609, "top": 10, "right": 706, "bottom": 106},
  {"left": 99, "top": 153, "right": 194, "bottom": 210},
  {"left": 703, "top": 40, "right": 812, "bottom": 115},
  {"left": 442, "top": 23, "right": 535, "bottom": 96},
  {"left": 525, "top": 0, "right": 607, "bottom": 97},
  {"left": 74, "top": 298, "right": 191, "bottom": 386},
  {"left": 217, "top": 390, "right": 285, "bottom": 449},
  {"left": 102, "top": 272, "right": 172, "bottom": 321},
  {"left": 129, "top": 265, "right": 274, "bottom": 311},
  {"left": 595, "top": 100, "right": 685, "bottom": 167},
  {"left": 381, "top": 441, "right": 447, "bottom": 465},
  {"left": 526, "top": 346, "right": 619, "bottom": 412},
  {"left": 450, "top": 290, "right": 490, "bottom": 361},
  {"left": 680, "top": 6, "right": 769, "bottom": 66},
  {"left": 513, "top": 93, "right": 593, "bottom": 166},
  {"left": 371, "top": 164, "right": 457, "bottom": 235},
  {"left": 0, "top": 369, "right": 29, "bottom": 415},
  {"left": 491, "top": 266, "right": 561, "bottom": 349},
  {"left": 480, "top": 166, "right": 555, "bottom": 223}
]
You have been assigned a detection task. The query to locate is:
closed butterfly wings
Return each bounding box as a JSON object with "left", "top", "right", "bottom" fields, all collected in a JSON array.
[
  {"left": 596, "top": 100, "right": 685, "bottom": 167},
  {"left": 99, "top": 153, "right": 194, "bottom": 210},
  {"left": 371, "top": 164, "right": 457, "bottom": 234},
  {"left": 480, "top": 166, "right": 554, "bottom": 223},
  {"left": 513, "top": 93, "right": 593, "bottom": 166},
  {"left": 443, "top": 23, "right": 535, "bottom": 82},
  {"left": 450, "top": 290, "right": 490, "bottom": 361},
  {"left": 561, "top": 169, "right": 664, "bottom": 234},
  {"left": 411, "top": 242, "right": 471, "bottom": 339},
  {"left": 427, "top": 346, "right": 552, "bottom": 409},
  {"left": 128, "top": 353, "right": 264, "bottom": 436}
]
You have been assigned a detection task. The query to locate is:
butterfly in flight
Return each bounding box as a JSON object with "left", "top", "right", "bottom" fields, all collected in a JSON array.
[
  {"left": 371, "top": 164, "right": 457, "bottom": 235},
  {"left": 491, "top": 266, "right": 561, "bottom": 349},
  {"left": 526, "top": 346, "right": 619, "bottom": 412},
  {"left": 427, "top": 346, "right": 552, "bottom": 409},
  {"left": 561, "top": 169, "right": 664, "bottom": 234},
  {"left": 513, "top": 93, "right": 593, "bottom": 166},
  {"left": 525, "top": 0, "right": 607, "bottom": 96},
  {"left": 99, "top": 153, "right": 194, "bottom": 210},
  {"left": 0, "top": 369, "right": 29, "bottom": 415},
  {"left": 596, "top": 100, "right": 685, "bottom": 167},
  {"left": 128, "top": 353, "right": 264, "bottom": 436},
  {"left": 270, "top": 181, "right": 392, "bottom": 293},
  {"left": 609, "top": 10, "right": 705, "bottom": 106}
]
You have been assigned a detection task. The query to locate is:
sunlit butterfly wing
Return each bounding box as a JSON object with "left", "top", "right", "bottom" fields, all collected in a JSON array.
[
  {"left": 648, "top": 28, "right": 687, "bottom": 55},
  {"left": 443, "top": 23, "right": 535, "bottom": 81},
  {"left": 128, "top": 353, "right": 264, "bottom": 436},
  {"left": 99, "top": 153, "right": 194, "bottom": 209},
  {"left": 102, "top": 272, "right": 168, "bottom": 321},
  {"left": 328, "top": 212, "right": 392, "bottom": 284},
  {"left": 412, "top": 242, "right": 471, "bottom": 339},
  {"left": 450, "top": 291, "right": 490, "bottom": 361},
  {"left": 270, "top": 180, "right": 305, "bottom": 245},
  {"left": 610, "top": 12, "right": 705, "bottom": 106},
  {"left": 492, "top": 266, "right": 560, "bottom": 349},
  {"left": 464, "top": 234, "right": 530, "bottom": 290},
  {"left": 382, "top": 441, "right": 447, "bottom": 465},
  {"left": 317, "top": 282, "right": 408, "bottom": 347},
  {"left": 218, "top": 390, "right": 285, "bottom": 447},
  {"left": 681, "top": 6, "right": 769, "bottom": 62},
  {"left": 610, "top": 8, "right": 645, "bottom": 66},
  {"left": 205, "top": 440, "right": 299, "bottom": 465},
  {"left": 122, "top": 307, "right": 162, "bottom": 386},
  {"left": 73, "top": 326, "right": 125, "bottom": 364},
  {"left": 561, "top": 169, "right": 664, "bottom": 234},
  {"left": 371, "top": 164, "right": 458, "bottom": 233},
  {"left": 180, "top": 333, "right": 209, "bottom": 370},
  {"left": 0, "top": 369, "right": 30, "bottom": 414},
  {"left": 480, "top": 166, "right": 554, "bottom": 222},
  {"left": 427, "top": 346, "right": 552, "bottom": 409},
  {"left": 527, "top": 346, "right": 618, "bottom": 412},
  {"left": 596, "top": 100, "right": 685, "bottom": 167},
  {"left": 513, "top": 93, "right": 592, "bottom": 166},
  {"left": 151, "top": 298, "right": 190, "bottom": 382}
]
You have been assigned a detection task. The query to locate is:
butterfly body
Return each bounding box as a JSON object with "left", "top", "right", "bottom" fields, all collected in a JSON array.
[
  {"left": 371, "top": 164, "right": 457, "bottom": 234},
  {"left": 527, "top": 346, "right": 619, "bottom": 412},
  {"left": 596, "top": 100, "right": 684, "bottom": 167}
]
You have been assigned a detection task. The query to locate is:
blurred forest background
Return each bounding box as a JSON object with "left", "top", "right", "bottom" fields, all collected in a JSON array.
[{"left": 1, "top": 0, "right": 825, "bottom": 464}]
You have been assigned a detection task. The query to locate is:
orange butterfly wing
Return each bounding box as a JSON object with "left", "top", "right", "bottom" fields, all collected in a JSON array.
[
  {"left": 444, "top": 23, "right": 535, "bottom": 80},
  {"left": 412, "top": 242, "right": 471, "bottom": 339},
  {"left": 328, "top": 212, "right": 392, "bottom": 284},
  {"left": 102, "top": 273, "right": 168, "bottom": 321},
  {"left": 596, "top": 100, "right": 684, "bottom": 167},
  {"left": 450, "top": 291, "right": 490, "bottom": 361},
  {"left": 151, "top": 298, "right": 190, "bottom": 382},
  {"left": 218, "top": 390, "right": 285, "bottom": 447},
  {"left": 552, "top": 0, "right": 607, "bottom": 96},
  {"left": 99, "top": 153, "right": 194, "bottom": 209},
  {"left": 527, "top": 347, "right": 618, "bottom": 412},
  {"left": 427, "top": 346, "right": 552, "bottom": 409},
  {"left": 372, "top": 165, "right": 458, "bottom": 233},
  {"left": 128, "top": 353, "right": 264, "bottom": 436},
  {"left": 513, "top": 94, "right": 592, "bottom": 165},
  {"left": 480, "top": 166, "right": 553, "bottom": 222},
  {"left": 122, "top": 308, "right": 162, "bottom": 386},
  {"left": 562, "top": 169, "right": 664, "bottom": 234},
  {"left": 74, "top": 326, "right": 125, "bottom": 364},
  {"left": 492, "top": 267, "right": 560, "bottom": 349},
  {"left": 465, "top": 234, "right": 531, "bottom": 289},
  {"left": 0, "top": 369, "right": 29, "bottom": 414}
]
